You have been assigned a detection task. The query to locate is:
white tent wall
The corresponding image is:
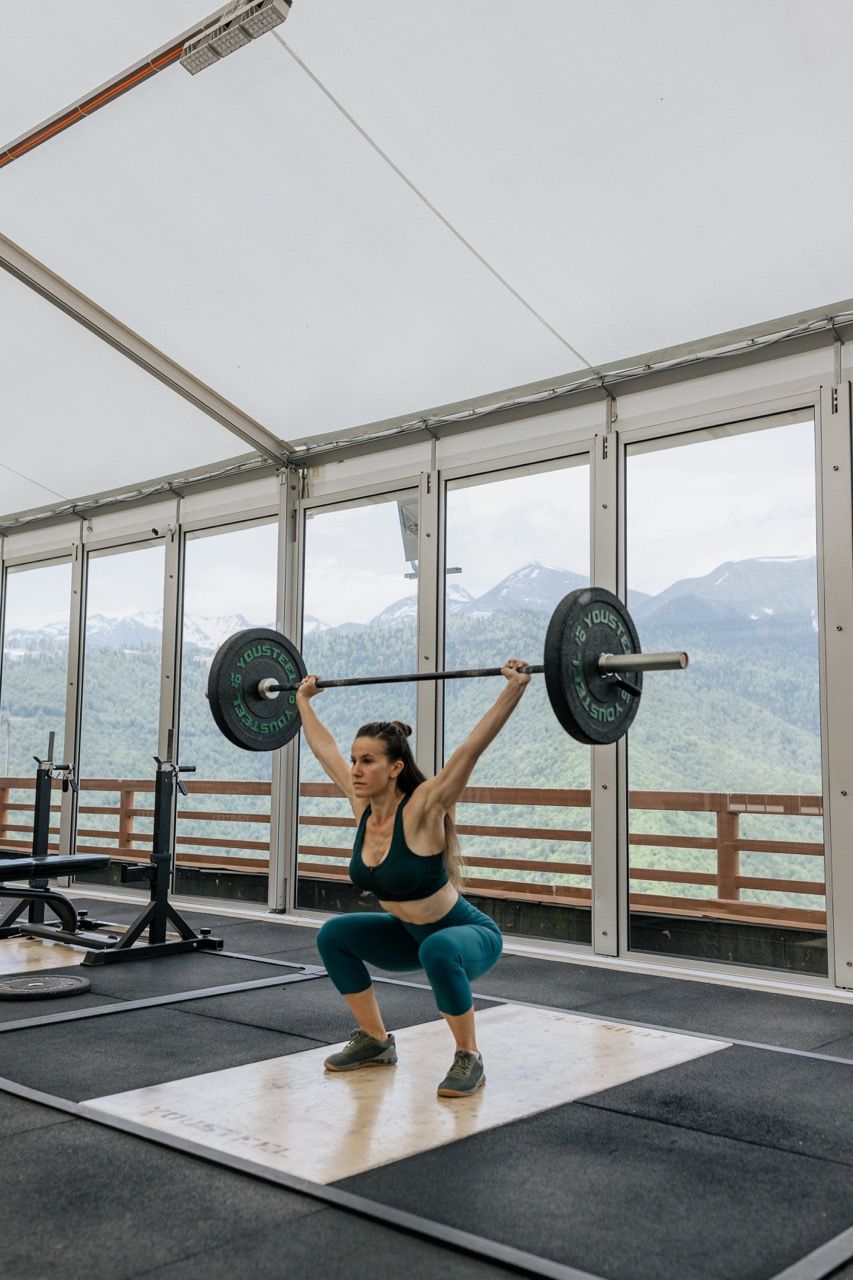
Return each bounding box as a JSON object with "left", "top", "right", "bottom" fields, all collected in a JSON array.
[
  {"left": 2, "top": 331, "right": 852, "bottom": 993},
  {"left": 4, "top": 0, "right": 853, "bottom": 477}
]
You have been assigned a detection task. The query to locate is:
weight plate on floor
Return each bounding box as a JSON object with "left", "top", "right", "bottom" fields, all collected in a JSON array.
[
  {"left": 207, "top": 628, "right": 307, "bottom": 752},
  {"left": 544, "top": 588, "right": 643, "bottom": 745},
  {"left": 0, "top": 974, "right": 91, "bottom": 999}
]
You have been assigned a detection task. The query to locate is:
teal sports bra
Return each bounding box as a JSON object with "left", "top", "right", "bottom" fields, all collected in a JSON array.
[{"left": 349, "top": 796, "right": 449, "bottom": 901}]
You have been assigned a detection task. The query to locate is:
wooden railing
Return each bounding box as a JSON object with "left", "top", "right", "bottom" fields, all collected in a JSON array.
[{"left": 0, "top": 777, "right": 826, "bottom": 929}]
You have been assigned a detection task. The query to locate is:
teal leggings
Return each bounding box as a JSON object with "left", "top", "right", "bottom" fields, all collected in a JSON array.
[{"left": 316, "top": 896, "right": 503, "bottom": 1017}]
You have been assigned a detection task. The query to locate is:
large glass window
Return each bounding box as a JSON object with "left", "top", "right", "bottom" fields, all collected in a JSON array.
[
  {"left": 177, "top": 522, "right": 278, "bottom": 899},
  {"left": 76, "top": 543, "right": 165, "bottom": 859},
  {"left": 297, "top": 495, "right": 419, "bottom": 904},
  {"left": 0, "top": 560, "right": 71, "bottom": 853},
  {"left": 444, "top": 460, "right": 592, "bottom": 943},
  {"left": 626, "top": 416, "right": 825, "bottom": 974}
]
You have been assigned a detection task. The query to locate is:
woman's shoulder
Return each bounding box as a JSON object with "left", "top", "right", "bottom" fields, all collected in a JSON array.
[
  {"left": 403, "top": 778, "right": 440, "bottom": 817},
  {"left": 400, "top": 783, "right": 446, "bottom": 850}
]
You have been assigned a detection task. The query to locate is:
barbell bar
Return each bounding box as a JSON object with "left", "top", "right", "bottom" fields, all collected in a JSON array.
[
  {"left": 206, "top": 586, "right": 689, "bottom": 752},
  {"left": 259, "top": 649, "right": 687, "bottom": 696}
]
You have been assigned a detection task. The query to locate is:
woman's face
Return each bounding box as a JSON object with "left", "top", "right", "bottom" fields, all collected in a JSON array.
[{"left": 350, "top": 736, "right": 402, "bottom": 797}]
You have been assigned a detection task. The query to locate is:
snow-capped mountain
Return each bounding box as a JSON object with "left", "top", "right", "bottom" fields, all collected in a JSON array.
[
  {"left": 2, "top": 558, "right": 819, "bottom": 655},
  {"left": 369, "top": 584, "right": 474, "bottom": 628},
  {"left": 632, "top": 556, "right": 817, "bottom": 627},
  {"left": 182, "top": 614, "right": 256, "bottom": 651},
  {"left": 475, "top": 563, "right": 588, "bottom": 615}
]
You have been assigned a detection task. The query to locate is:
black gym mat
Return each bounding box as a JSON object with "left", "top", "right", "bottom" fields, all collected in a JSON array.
[
  {"left": 812, "top": 1030, "right": 853, "bottom": 1060},
  {"left": 240, "top": 936, "right": 326, "bottom": 962},
  {"left": 136, "top": 1211, "right": 527, "bottom": 1280},
  {"left": 24, "top": 951, "right": 302, "bottom": 1001},
  {"left": 69, "top": 896, "right": 324, "bottom": 963},
  {"left": 170, "top": 975, "right": 489, "bottom": 1040},
  {"left": 218, "top": 919, "right": 324, "bottom": 958},
  {"left": 0, "top": 1005, "right": 318, "bottom": 1100},
  {"left": 340, "top": 1100, "right": 853, "bottom": 1280},
  {"left": 583, "top": 1044, "right": 853, "bottom": 1166},
  {"left": 471, "top": 954, "right": 670, "bottom": 1007},
  {"left": 0, "top": 1090, "right": 72, "bottom": 1139},
  {"left": 0, "top": 1115, "right": 323, "bottom": 1280},
  {"left": 577, "top": 977, "right": 853, "bottom": 1050},
  {"left": 0, "top": 990, "right": 122, "bottom": 1024}
]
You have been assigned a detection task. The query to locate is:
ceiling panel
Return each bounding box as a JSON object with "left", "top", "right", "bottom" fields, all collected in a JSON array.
[
  {"left": 0, "top": 0, "right": 851, "bottom": 487},
  {"left": 285, "top": 0, "right": 853, "bottom": 364},
  {"left": 0, "top": 270, "right": 247, "bottom": 518},
  {"left": 0, "top": 18, "right": 579, "bottom": 442},
  {"left": 0, "top": 1, "right": 212, "bottom": 145}
]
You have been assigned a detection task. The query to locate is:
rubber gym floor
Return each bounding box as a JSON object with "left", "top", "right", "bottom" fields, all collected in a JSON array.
[{"left": 1, "top": 896, "right": 853, "bottom": 1280}]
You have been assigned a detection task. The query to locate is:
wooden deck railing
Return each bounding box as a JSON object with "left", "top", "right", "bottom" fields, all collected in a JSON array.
[{"left": 0, "top": 777, "right": 826, "bottom": 929}]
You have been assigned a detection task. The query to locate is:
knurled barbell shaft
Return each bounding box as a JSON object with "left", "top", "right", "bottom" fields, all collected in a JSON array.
[
  {"left": 264, "top": 649, "right": 688, "bottom": 694},
  {"left": 266, "top": 664, "right": 545, "bottom": 692}
]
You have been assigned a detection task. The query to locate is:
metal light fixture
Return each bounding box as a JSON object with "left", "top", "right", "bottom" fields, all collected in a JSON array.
[
  {"left": 180, "top": 0, "right": 291, "bottom": 75},
  {"left": 209, "top": 24, "right": 252, "bottom": 57}
]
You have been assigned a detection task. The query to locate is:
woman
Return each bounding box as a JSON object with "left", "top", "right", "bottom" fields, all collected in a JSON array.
[{"left": 296, "top": 660, "right": 530, "bottom": 1098}]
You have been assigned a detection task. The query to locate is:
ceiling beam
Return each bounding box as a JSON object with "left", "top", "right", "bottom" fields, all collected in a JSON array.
[
  {"left": 0, "top": 5, "right": 233, "bottom": 171},
  {"left": 0, "top": 233, "right": 294, "bottom": 466}
]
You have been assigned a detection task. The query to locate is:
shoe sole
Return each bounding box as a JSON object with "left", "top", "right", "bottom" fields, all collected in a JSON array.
[
  {"left": 437, "top": 1075, "right": 486, "bottom": 1098},
  {"left": 324, "top": 1059, "right": 397, "bottom": 1072}
]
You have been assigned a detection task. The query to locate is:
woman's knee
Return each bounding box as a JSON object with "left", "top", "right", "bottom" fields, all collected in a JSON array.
[
  {"left": 417, "top": 932, "right": 460, "bottom": 978},
  {"left": 316, "top": 915, "right": 357, "bottom": 961}
]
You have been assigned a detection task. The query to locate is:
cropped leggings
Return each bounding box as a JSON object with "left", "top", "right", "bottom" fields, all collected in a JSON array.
[{"left": 316, "top": 896, "right": 503, "bottom": 1018}]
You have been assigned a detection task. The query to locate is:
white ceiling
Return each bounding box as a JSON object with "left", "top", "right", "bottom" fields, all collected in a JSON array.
[
  {"left": 0, "top": 269, "right": 246, "bottom": 509},
  {"left": 2, "top": 0, "right": 853, "bottom": 520}
]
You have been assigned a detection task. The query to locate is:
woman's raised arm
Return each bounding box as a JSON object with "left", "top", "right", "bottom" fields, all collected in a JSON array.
[
  {"left": 421, "top": 660, "right": 530, "bottom": 813},
  {"left": 295, "top": 677, "right": 356, "bottom": 806}
]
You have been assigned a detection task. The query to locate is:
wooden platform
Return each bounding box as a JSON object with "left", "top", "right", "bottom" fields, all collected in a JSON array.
[
  {"left": 82, "top": 1004, "right": 727, "bottom": 1183},
  {"left": 0, "top": 936, "right": 85, "bottom": 975}
]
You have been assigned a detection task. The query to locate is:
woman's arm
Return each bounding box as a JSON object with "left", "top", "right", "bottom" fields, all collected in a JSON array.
[
  {"left": 420, "top": 660, "right": 531, "bottom": 812},
  {"left": 295, "top": 677, "right": 356, "bottom": 806}
]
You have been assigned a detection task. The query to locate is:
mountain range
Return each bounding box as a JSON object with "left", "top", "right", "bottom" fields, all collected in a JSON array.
[{"left": 3, "top": 555, "right": 818, "bottom": 655}]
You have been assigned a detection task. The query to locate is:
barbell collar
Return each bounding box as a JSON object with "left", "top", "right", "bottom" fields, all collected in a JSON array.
[{"left": 598, "top": 651, "right": 688, "bottom": 673}]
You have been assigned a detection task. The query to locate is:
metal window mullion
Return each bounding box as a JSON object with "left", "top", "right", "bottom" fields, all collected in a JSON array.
[
  {"left": 0, "top": 538, "right": 6, "bottom": 764},
  {"left": 590, "top": 418, "right": 620, "bottom": 957},
  {"left": 157, "top": 520, "right": 183, "bottom": 885},
  {"left": 270, "top": 472, "right": 302, "bottom": 913},
  {"left": 415, "top": 470, "right": 440, "bottom": 775},
  {"left": 819, "top": 382, "right": 853, "bottom": 987},
  {"left": 60, "top": 532, "right": 86, "bottom": 858}
]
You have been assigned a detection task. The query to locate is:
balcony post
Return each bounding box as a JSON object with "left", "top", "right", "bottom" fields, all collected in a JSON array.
[
  {"left": 119, "top": 787, "right": 136, "bottom": 857},
  {"left": 717, "top": 802, "right": 740, "bottom": 901}
]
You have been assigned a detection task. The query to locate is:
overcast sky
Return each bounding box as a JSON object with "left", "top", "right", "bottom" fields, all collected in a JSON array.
[{"left": 5, "top": 417, "right": 817, "bottom": 631}]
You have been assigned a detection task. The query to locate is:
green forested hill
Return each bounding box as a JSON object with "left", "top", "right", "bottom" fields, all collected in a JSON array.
[{"left": 0, "top": 609, "right": 824, "bottom": 906}]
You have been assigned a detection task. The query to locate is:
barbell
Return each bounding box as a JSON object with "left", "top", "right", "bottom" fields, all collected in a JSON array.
[{"left": 206, "top": 587, "right": 688, "bottom": 752}]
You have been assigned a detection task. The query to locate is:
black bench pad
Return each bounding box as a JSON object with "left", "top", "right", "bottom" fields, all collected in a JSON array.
[{"left": 0, "top": 855, "right": 110, "bottom": 880}]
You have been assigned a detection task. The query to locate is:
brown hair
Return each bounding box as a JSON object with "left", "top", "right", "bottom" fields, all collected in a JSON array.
[{"left": 354, "top": 720, "right": 464, "bottom": 889}]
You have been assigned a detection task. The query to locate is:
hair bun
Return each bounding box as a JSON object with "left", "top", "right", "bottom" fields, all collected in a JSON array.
[{"left": 391, "top": 720, "right": 413, "bottom": 738}]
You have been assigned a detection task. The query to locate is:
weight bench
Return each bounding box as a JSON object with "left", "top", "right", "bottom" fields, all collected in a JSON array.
[{"left": 0, "top": 853, "right": 113, "bottom": 944}]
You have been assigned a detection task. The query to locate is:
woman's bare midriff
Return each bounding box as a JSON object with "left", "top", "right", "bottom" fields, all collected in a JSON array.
[{"left": 379, "top": 879, "right": 459, "bottom": 924}]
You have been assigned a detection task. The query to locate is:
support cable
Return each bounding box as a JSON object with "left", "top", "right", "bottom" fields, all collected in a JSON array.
[{"left": 274, "top": 33, "right": 592, "bottom": 368}]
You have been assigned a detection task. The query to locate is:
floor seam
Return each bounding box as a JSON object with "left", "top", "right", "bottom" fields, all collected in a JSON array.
[
  {"left": 163, "top": 1000, "right": 334, "bottom": 1045},
  {"left": 122, "top": 1206, "right": 329, "bottom": 1279},
  {"left": 574, "top": 1096, "right": 853, "bottom": 1171},
  {"left": 0, "top": 1114, "right": 76, "bottom": 1141}
]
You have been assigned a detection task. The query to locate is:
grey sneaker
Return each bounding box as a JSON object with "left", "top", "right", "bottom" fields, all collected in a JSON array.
[
  {"left": 324, "top": 1028, "right": 397, "bottom": 1072},
  {"left": 437, "top": 1050, "right": 485, "bottom": 1097}
]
